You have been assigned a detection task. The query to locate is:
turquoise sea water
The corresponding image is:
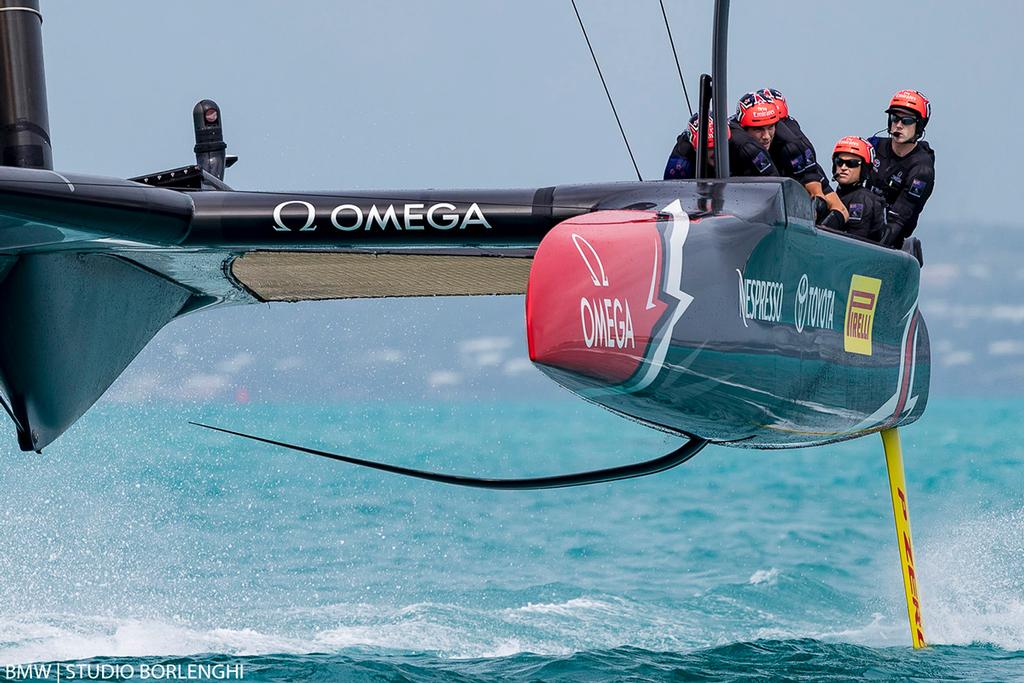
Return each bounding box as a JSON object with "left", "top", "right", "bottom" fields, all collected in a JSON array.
[{"left": 1, "top": 399, "right": 1023, "bottom": 681}]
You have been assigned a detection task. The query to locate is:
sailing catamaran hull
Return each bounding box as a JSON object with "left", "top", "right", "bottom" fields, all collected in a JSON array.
[
  {"left": 0, "top": 166, "right": 927, "bottom": 450},
  {"left": 527, "top": 182, "right": 929, "bottom": 448}
]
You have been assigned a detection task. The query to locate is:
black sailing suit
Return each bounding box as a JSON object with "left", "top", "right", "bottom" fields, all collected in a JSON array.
[
  {"left": 663, "top": 126, "right": 779, "bottom": 180},
  {"left": 663, "top": 134, "right": 698, "bottom": 179},
  {"left": 727, "top": 123, "right": 779, "bottom": 177},
  {"left": 770, "top": 117, "right": 833, "bottom": 192},
  {"left": 836, "top": 183, "right": 887, "bottom": 244},
  {"left": 865, "top": 137, "right": 935, "bottom": 246}
]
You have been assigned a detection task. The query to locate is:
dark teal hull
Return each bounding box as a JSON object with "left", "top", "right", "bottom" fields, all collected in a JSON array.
[{"left": 527, "top": 179, "right": 928, "bottom": 448}]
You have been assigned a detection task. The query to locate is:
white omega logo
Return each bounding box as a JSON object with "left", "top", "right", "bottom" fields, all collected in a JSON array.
[{"left": 272, "top": 200, "right": 317, "bottom": 232}]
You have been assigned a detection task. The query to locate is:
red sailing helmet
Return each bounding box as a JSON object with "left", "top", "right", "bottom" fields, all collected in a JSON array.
[
  {"left": 759, "top": 87, "right": 788, "bottom": 118},
  {"left": 735, "top": 92, "right": 780, "bottom": 128},
  {"left": 832, "top": 136, "right": 875, "bottom": 166},
  {"left": 886, "top": 89, "right": 930, "bottom": 127},
  {"left": 688, "top": 113, "right": 730, "bottom": 149}
]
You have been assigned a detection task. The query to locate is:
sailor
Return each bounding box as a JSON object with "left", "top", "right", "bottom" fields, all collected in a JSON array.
[
  {"left": 664, "top": 113, "right": 779, "bottom": 180},
  {"left": 866, "top": 90, "right": 935, "bottom": 247},
  {"left": 729, "top": 93, "right": 780, "bottom": 176},
  {"left": 831, "top": 136, "right": 887, "bottom": 243},
  {"left": 664, "top": 114, "right": 710, "bottom": 179},
  {"left": 758, "top": 88, "right": 848, "bottom": 223}
]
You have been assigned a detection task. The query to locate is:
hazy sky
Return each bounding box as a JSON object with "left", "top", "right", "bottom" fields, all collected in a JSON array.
[
  {"left": 43, "top": 1, "right": 1021, "bottom": 223},
  {"left": 24, "top": 1, "right": 1023, "bottom": 405}
]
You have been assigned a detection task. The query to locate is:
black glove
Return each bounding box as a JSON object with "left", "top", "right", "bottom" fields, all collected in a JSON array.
[
  {"left": 811, "top": 196, "right": 829, "bottom": 223},
  {"left": 819, "top": 209, "right": 845, "bottom": 230},
  {"left": 880, "top": 223, "right": 906, "bottom": 248}
]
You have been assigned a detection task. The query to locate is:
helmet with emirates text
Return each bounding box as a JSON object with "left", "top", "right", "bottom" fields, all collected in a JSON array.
[
  {"left": 831, "top": 135, "right": 875, "bottom": 184},
  {"left": 885, "top": 89, "right": 930, "bottom": 140},
  {"left": 759, "top": 87, "right": 788, "bottom": 119},
  {"left": 735, "top": 92, "right": 780, "bottom": 128}
]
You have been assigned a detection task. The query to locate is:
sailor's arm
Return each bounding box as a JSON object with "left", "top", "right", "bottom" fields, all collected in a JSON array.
[
  {"left": 741, "top": 144, "right": 779, "bottom": 177},
  {"left": 800, "top": 180, "right": 848, "bottom": 223},
  {"left": 869, "top": 195, "right": 889, "bottom": 245},
  {"left": 794, "top": 157, "right": 849, "bottom": 221},
  {"left": 664, "top": 154, "right": 695, "bottom": 180},
  {"left": 885, "top": 166, "right": 934, "bottom": 240},
  {"left": 822, "top": 189, "right": 849, "bottom": 220},
  {"left": 664, "top": 134, "right": 696, "bottom": 180}
]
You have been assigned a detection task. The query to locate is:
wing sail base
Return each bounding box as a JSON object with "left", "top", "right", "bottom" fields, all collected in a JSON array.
[{"left": 231, "top": 252, "right": 533, "bottom": 301}]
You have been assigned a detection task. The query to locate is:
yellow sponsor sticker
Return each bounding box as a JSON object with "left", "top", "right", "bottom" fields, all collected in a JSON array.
[{"left": 844, "top": 274, "right": 882, "bottom": 355}]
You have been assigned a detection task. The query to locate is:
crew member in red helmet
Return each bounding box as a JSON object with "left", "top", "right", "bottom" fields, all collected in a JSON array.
[
  {"left": 866, "top": 89, "right": 935, "bottom": 246},
  {"left": 731, "top": 92, "right": 778, "bottom": 151},
  {"left": 664, "top": 114, "right": 724, "bottom": 179},
  {"left": 831, "top": 136, "right": 887, "bottom": 243},
  {"left": 697, "top": 93, "right": 778, "bottom": 177},
  {"left": 664, "top": 112, "right": 779, "bottom": 179},
  {"left": 759, "top": 87, "right": 848, "bottom": 223}
]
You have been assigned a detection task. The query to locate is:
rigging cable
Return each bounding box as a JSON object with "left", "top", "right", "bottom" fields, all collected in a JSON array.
[
  {"left": 570, "top": 0, "right": 643, "bottom": 182},
  {"left": 659, "top": 0, "right": 693, "bottom": 117}
]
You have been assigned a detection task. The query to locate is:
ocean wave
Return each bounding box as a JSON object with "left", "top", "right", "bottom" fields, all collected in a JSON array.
[
  {"left": 6, "top": 641, "right": 1023, "bottom": 683},
  {"left": 3, "top": 400, "right": 1024, "bottom": 679},
  {"left": 0, "top": 616, "right": 309, "bottom": 666},
  {"left": 0, "top": 589, "right": 921, "bottom": 667}
]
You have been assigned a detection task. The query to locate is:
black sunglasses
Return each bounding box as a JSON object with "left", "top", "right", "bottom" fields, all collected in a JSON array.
[
  {"left": 834, "top": 158, "right": 863, "bottom": 169},
  {"left": 888, "top": 113, "right": 917, "bottom": 126}
]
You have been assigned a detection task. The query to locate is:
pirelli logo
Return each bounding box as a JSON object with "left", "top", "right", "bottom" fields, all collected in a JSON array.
[{"left": 844, "top": 275, "right": 882, "bottom": 355}]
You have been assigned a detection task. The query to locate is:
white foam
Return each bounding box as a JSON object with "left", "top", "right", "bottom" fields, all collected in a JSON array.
[
  {"left": 510, "top": 597, "right": 620, "bottom": 616},
  {"left": 918, "top": 508, "right": 1024, "bottom": 650},
  {"left": 0, "top": 601, "right": 593, "bottom": 665},
  {"left": 0, "top": 616, "right": 308, "bottom": 665},
  {"left": 748, "top": 568, "right": 779, "bottom": 586},
  {"left": 814, "top": 612, "right": 907, "bottom": 648},
  {"left": 479, "top": 638, "right": 534, "bottom": 659}
]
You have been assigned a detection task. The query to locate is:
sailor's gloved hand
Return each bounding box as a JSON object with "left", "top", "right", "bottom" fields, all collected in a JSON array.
[
  {"left": 812, "top": 196, "right": 829, "bottom": 223},
  {"left": 880, "top": 220, "right": 907, "bottom": 249},
  {"left": 879, "top": 224, "right": 899, "bottom": 247},
  {"left": 819, "top": 209, "right": 846, "bottom": 230}
]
